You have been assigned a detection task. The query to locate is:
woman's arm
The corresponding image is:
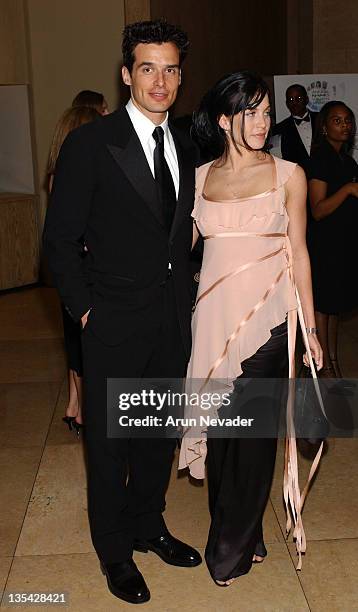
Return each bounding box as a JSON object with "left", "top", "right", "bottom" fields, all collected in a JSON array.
[
  {"left": 309, "top": 178, "right": 358, "bottom": 221},
  {"left": 286, "top": 165, "right": 323, "bottom": 369}
]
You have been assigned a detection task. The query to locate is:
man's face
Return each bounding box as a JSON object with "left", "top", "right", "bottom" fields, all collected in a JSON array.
[
  {"left": 122, "top": 42, "right": 181, "bottom": 124},
  {"left": 286, "top": 87, "right": 308, "bottom": 117}
]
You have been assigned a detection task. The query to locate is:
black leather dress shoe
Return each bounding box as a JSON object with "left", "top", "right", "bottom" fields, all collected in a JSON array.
[
  {"left": 134, "top": 533, "right": 202, "bottom": 567},
  {"left": 100, "top": 559, "right": 150, "bottom": 604}
]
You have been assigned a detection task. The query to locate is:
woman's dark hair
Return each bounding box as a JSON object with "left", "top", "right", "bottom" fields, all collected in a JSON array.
[
  {"left": 312, "top": 100, "right": 356, "bottom": 153},
  {"left": 122, "top": 19, "right": 189, "bottom": 73},
  {"left": 193, "top": 71, "right": 271, "bottom": 161},
  {"left": 72, "top": 90, "right": 104, "bottom": 111}
]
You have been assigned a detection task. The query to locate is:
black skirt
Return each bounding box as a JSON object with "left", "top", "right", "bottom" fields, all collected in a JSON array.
[{"left": 205, "top": 321, "right": 288, "bottom": 581}]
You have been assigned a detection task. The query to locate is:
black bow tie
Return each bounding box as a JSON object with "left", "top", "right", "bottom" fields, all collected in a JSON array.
[{"left": 294, "top": 115, "right": 310, "bottom": 125}]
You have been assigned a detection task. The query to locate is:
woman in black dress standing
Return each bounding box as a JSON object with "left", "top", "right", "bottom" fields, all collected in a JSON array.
[
  {"left": 308, "top": 101, "right": 358, "bottom": 376},
  {"left": 48, "top": 106, "right": 101, "bottom": 433}
]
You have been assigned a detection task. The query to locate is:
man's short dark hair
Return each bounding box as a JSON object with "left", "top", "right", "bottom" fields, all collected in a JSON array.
[
  {"left": 122, "top": 19, "right": 189, "bottom": 73},
  {"left": 285, "top": 84, "right": 308, "bottom": 98}
]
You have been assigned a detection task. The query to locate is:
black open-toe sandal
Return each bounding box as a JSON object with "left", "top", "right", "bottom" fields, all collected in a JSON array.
[
  {"left": 214, "top": 578, "right": 237, "bottom": 587},
  {"left": 214, "top": 580, "right": 230, "bottom": 587},
  {"left": 253, "top": 540, "right": 267, "bottom": 563}
]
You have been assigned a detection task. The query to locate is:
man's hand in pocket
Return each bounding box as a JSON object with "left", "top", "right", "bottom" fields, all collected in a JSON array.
[{"left": 81, "top": 309, "right": 91, "bottom": 329}]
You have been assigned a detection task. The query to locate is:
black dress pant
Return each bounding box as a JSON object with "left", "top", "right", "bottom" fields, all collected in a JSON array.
[
  {"left": 205, "top": 321, "right": 288, "bottom": 581},
  {"left": 81, "top": 278, "right": 187, "bottom": 563}
]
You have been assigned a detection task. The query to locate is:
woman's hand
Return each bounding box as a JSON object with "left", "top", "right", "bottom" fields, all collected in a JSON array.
[
  {"left": 303, "top": 333, "right": 323, "bottom": 371},
  {"left": 81, "top": 309, "right": 91, "bottom": 329},
  {"left": 346, "top": 182, "right": 358, "bottom": 198}
]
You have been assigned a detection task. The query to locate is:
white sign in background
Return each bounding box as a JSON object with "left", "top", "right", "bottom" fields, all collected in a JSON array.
[{"left": 273, "top": 73, "right": 358, "bottom": 162}]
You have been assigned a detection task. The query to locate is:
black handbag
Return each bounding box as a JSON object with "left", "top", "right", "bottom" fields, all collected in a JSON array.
[
  {"left": 293, "top": 289, "right": 330, "bottom": 444},
  {"left": 295, "top": 365, "right": 329, "bottom": 444}
]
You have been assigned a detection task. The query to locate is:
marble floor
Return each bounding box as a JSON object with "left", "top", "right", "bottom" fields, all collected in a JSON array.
[{"left": 0, "top": 287, "right": 357, "bottom": 612}]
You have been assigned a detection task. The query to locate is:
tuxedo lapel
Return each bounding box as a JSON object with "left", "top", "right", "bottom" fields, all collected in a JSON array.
[
  {"left": 287, "top": 116, "right": 310, "bottom": 160},
  {"left": 288, "top": 116, "right": 303, "bottom": 146},
  {"left": 106, "top": 109, "right": 165, "bottom": 228}
]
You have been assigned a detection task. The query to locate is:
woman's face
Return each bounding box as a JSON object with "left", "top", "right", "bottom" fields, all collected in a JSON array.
[
  {"left": 325, "top": 105, "right": 353, "bottom": 146},
  {"left": 220, "top": 93, "right": 271, "bottom": 151}
]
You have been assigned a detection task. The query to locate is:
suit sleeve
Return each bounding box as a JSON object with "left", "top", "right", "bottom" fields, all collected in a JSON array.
[
  {"left": 43, "top": 125, "right": 97, "bottom": 321},
  {"left": 272, "top": 119, "right": 284, "bottom": 137}
]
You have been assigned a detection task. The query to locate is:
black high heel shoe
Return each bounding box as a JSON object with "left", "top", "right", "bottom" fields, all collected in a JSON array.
[
  {"left": 72, "top": 420, "right": 84, "bottom": 436},
  {"left": 62, "top": 416, "right": 76, "bottom": 431}
]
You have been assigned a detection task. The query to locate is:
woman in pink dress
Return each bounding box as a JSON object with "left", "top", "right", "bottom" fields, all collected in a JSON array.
[{"left": 179, "top": 72, "right": 323, "bottom": 585}]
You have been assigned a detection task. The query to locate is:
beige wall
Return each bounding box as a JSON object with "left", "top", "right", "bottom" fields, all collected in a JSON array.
[
  {"left": 26, "top": 0, "right": 125, "bottom": 225},
  {"left": 0, "top": 0, "right": 29, "bottom": 84},
  {"left": 313, "top": 0, "right": 358, "bottom": 72},
  {"left": 124, "top": 0, "right": 150, "bottom": 23},
  {"left": 286, "top": 0, "right": 314, "bottom": 74}
]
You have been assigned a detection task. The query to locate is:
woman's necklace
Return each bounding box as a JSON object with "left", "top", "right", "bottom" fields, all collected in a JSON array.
[
  {"left": 225, "top": 179, "right": 246, "bottom": 199},
  {"left": 212, "top": 154, "right": 271, "bottom": 199}
]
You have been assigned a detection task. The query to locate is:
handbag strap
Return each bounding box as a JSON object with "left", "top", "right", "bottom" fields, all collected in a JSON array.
[{"left": 284, "top": 288, "right": 326, "bottom": 569}]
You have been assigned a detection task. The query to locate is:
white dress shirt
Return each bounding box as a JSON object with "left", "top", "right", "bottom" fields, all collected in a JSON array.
[
  {"left": 292, "top": 112, "right": 312, "bottom": 155},
  {"left": 126, "top": 99, "right": 179, "bottom": 198}
]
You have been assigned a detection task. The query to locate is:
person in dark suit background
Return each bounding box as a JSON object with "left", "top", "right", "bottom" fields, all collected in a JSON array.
[
  {"left": 273, "top": 84, "right": 318, "bottom": 175},
  {"left": 43, "top": 19, "right": 201, "bottom": 605}
]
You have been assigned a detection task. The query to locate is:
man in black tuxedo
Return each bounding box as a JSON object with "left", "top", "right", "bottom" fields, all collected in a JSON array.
[
  {"left": 273, "top": 84, "right": 318, "bottom": 175},
  {"left": 44, "top": 20, "right": 201, "bottom": 605}
]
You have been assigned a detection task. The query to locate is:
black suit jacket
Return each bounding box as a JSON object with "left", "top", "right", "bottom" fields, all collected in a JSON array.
[
  {"left": 273, "top": 112, "right": 318, "bottom": 174},
  {"left": 43, "top": 107, "right": 196, "bottom": 355}
]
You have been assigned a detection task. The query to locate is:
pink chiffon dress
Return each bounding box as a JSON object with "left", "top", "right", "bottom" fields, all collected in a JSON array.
[{"left": 179, "top": 156, "right": 321, "bottom": 574}]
